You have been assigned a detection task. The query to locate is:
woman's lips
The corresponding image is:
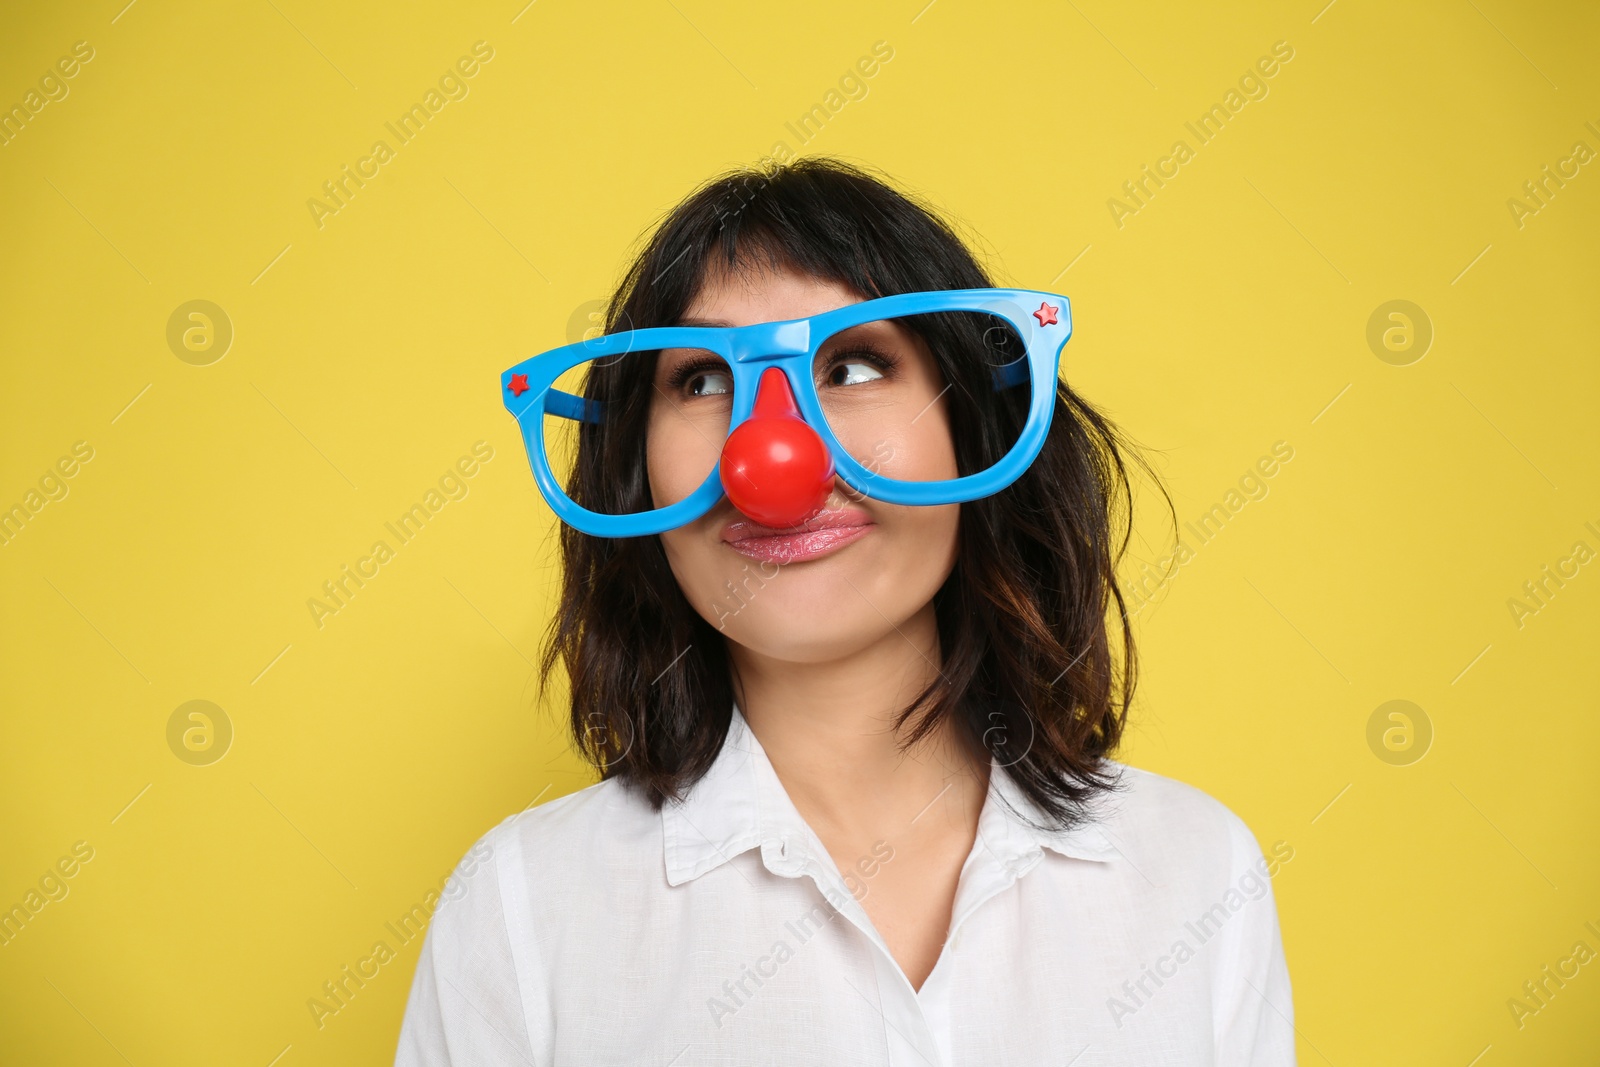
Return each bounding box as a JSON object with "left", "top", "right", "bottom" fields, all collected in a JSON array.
[{"left": 721, "top": 508, "right": 875, "bottom": 564}]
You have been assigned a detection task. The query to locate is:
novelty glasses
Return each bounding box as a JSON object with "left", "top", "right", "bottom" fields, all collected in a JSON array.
[{"left": 500, "top": 287, "right": 1072, "bottom": 537}]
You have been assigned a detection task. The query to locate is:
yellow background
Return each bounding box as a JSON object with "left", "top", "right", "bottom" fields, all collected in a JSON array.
[{"left": 2, "top": 0, "right": 1596, "bottom": 1063}]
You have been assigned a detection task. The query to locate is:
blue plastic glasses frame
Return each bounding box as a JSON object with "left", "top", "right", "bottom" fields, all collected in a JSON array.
[{"left": 500, "top": 287, "right": 1072, "bottom": 537}]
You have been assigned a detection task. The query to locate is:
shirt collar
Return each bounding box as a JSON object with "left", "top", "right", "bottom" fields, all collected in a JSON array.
[{"left": 662, "top": 704, "right": 1118, "bottom": 887}]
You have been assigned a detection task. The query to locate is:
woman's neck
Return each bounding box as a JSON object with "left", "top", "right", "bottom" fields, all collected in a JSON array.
[{"left": 726, "top": 601, "right": 990, "bottom": 849}]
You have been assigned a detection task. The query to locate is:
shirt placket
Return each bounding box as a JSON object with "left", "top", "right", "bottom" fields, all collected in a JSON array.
[
  {"left": 916, "top": 837, "right": 1043, "bottom": 1067},
  {"left": 760, "top": 835, "right": 943, "bottom": 1066},
  {"left": 761, "top": 829, "right": 1040, "bottom": 1067}
]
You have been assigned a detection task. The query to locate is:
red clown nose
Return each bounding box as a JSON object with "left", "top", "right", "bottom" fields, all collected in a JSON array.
[{"left": 719, "top": 367, "right": 835, "bottom": 529}]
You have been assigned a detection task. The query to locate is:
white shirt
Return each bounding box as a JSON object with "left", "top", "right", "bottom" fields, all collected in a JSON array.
[{"left": 395, "top": 704, "right": 1296, "bottom": 1065}]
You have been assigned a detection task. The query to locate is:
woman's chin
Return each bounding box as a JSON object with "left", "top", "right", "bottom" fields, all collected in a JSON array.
[{"left": 713, "top": 598, "right": 898, "bottom": 666}]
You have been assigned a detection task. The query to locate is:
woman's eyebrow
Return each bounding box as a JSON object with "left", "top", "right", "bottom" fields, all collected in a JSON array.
[
  {"left": 821, "top": 321, "right": 897, "bottom": 343},
  {"left": 671, "top": 318, "right": 896, "bottom": 334}
]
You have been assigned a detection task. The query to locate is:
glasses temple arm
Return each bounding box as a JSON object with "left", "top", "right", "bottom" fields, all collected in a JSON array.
[
  {"left": 544, "top": 388, "right": 607, "bottom": 424},
  {"left": 990, "top": 357, "right": 1029, "bottom": 391}
]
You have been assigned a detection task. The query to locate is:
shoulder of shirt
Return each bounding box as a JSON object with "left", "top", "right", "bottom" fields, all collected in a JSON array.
[
  {"left": 1091, "top": 759, "right": 1271, "bottom": 883},
  {"left": 470, "top": 774, "right": 655, "bottom": 879}
]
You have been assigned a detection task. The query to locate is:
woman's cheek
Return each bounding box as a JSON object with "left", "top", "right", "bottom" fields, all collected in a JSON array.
[
  {"left": 667, "top": 411, "right": 737, "bottom": 505},
  {"left": 880, "top": 414, "right": 958, "bottom": 482},
  {"left": 656, "top": 528, "right": 723, "bottom": 625},
  {"left": 647, "top": 427, "right": 705, "bottom": 510}
]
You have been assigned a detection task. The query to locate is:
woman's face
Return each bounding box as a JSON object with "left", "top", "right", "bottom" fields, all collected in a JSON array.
[{"left": 649, "top": 263, "right": 961, "bottom": 665}]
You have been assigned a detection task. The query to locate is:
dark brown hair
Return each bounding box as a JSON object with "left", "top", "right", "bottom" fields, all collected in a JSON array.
[{"left": 538, "top": 156, "right": 1169, "bottom": 831}]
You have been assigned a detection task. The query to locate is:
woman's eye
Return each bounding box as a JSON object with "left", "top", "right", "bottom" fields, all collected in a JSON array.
[
  {"left": 827, "top": 360, "right": 885, "bottom": 387},
  {"left": 685, "top": 370, "right": 733, "bottom": 396}
]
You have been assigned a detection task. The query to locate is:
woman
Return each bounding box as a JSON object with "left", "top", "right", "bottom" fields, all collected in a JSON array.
[{"left": 396, "top": 157, "right": 1295, "bottom": 1064}]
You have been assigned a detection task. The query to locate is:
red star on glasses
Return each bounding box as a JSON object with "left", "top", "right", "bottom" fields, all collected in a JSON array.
[
  {"left": 1033, "top": 301, "right": 1059, "bottom": 327},
  {"left": 507, "top": 373, "right": 530, "bottom": 397}
]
